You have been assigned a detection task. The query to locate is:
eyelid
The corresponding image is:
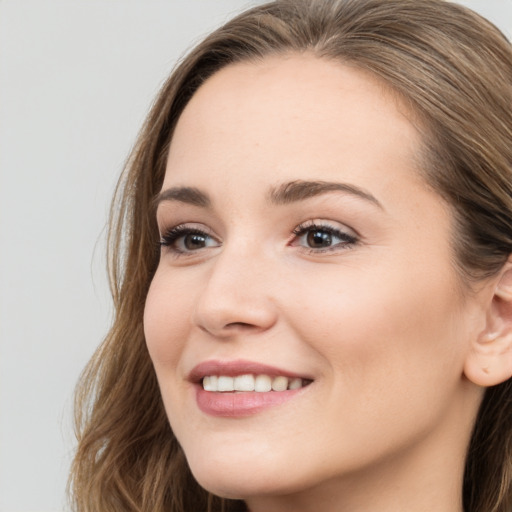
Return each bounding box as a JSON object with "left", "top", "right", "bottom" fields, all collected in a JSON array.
[
  {"left": 159, "top": 223, "right": 221, "bottom": 255},
  {"left": 290, "top": 219, "right": 359, "bottom": 253},
  {"left": 158, "top": 220, "right": 216, "bottom": 236},
  {"left": 292, "top": 219, "right": 359, "bottom": 238}
]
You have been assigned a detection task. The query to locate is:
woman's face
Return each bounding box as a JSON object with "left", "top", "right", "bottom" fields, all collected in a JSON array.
[{"left": 144, "top": 56, "right": 485, "bottom": 507}]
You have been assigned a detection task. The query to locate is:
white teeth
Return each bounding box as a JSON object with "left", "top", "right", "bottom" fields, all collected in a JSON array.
[
  {"left": 203, "top": 376, "right": 213, "bottom": 391},
  {"left": 234, "top": 374, "right": 255, "bottom": 391},
  {"left": 272, "top": 376, "right": 288, "bottom": 391},
  {"left": 254, "top": 374, "right": 272, "bottom": 392},
  {"left": 288, "top": 377, "right": 303, "bottom": 390},
  {"left": 202, "top": 374, "right": 307, "bottom": 392},
  {"left": 217, "top": 376, "right": 234, "bottom": 392}
]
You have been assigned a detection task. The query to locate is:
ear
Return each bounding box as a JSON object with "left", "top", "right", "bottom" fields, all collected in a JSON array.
[{"left": 464, "top": 259, "right": 512, "bottom": 387}]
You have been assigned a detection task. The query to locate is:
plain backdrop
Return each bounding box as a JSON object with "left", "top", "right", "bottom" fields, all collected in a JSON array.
[{"left": 0, "top": 1, "right": 510, "bottom": 511}]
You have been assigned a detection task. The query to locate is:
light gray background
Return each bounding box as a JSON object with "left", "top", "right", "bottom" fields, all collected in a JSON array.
[{"left": 0, "top": 1, "right": 510, "bottom": 511}]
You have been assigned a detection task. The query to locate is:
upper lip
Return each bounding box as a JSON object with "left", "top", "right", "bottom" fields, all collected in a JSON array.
[{"left": 188, "top": 359, "right": 311, "bottom": 383}]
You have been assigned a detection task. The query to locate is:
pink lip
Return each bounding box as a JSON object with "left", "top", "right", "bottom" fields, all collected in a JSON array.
[{"left": 189, "top": 359, "right": 312, "bottom": 418}]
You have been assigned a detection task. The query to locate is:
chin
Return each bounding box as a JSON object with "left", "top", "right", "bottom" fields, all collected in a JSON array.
[
  {"left": 193, "top": 471, "right": 274, "bottom": 500},
  {"left": 184, "top": 443, "right": 307, "bottom": 500},
  {"left": 189, "top": 462, "right": 274, "bottom": 499}
]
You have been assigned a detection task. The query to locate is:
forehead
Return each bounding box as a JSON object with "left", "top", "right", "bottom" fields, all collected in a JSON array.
[{"left": 164, "top": 54, "right": 424, "bottom": 201}]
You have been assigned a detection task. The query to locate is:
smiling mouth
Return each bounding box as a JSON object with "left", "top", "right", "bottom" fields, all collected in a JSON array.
[
  {"left": 193, "top": 362, "right": 313, "bottom": 416},
  {"left": 202, "top": 374, "right": 312, "bottom": 392}
]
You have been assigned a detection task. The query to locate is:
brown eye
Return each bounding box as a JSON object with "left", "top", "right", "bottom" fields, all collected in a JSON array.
[
  {"left": 160, "top": 226, "right": 220, "bottom": 253},
  {"left": 183, "top": 233, "right": 208, "bottom": 250},
  {"left": 292, "top": 223, "right": 358, "bottom": 252},
  {"left": 306, "top": 229, "right": 332, "bottom": 248}
]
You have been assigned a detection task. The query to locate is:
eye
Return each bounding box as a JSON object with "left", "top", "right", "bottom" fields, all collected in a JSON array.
[
  {"left": 292, "top": 222, "right": 358, "bottom": 252},
  {"left": 160, "top": 225, "right": 220, "bottom": 254}
]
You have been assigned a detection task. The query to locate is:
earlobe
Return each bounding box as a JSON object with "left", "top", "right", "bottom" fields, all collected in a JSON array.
[{"left": 464, "top": 260, "right": 512, "bottom": 387}]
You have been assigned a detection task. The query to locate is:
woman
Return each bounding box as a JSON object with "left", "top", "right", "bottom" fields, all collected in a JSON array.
[{"left": 69, "top": 1, "right": 512, "bottom": 511}]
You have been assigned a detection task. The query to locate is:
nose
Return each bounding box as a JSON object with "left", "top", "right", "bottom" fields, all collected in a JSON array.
[{"left": 192, "top": 245, "right": 278, "bottom": 338}]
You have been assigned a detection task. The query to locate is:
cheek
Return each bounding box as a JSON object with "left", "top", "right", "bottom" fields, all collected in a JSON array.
[
  {"left": 274, "top": 266, "right": 470, "bottom": 471},
  {"left": 143, "top": 270, "right": 192, "bottom": 369},
  {"left": 288, "top": 262, "right": 466, "bottom": 389}
]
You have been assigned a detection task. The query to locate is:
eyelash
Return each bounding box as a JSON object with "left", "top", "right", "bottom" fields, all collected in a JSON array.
[
  {"left": 291, "top": 221, "right": 358, "bottom": 253},
  {"left": 159, "top": 221, "right": 358, "bottom": 256},
  {"left": 159, "top": 225, "right": 218, "bottom": 254}
]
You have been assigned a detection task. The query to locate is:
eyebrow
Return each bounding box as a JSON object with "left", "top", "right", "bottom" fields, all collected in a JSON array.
[
  {"left": 154, "top": 186, "right": 211, "bottom": 209},
  {"left": 268, "top": 180, "right": 383, "bottom": 209},
  {"left": 155, "top": 180, "right": 383, "bottom": 210}
]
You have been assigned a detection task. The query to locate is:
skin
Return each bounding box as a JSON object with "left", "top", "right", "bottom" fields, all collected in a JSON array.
[{"left": 143, "top": 55, "right": 492, "bottom": 512}]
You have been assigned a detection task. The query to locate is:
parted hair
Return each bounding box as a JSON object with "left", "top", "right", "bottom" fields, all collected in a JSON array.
[{"left": 69, "top": 1, "right": 512, "bottom": 511}]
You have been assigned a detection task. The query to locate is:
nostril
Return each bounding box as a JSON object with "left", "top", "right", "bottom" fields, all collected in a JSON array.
[
  {"left": 198, "top": 322, "right": 253, "bottom": 335},
  {"left": 225, "top": 322, "right": 254, "bottom": 329}
]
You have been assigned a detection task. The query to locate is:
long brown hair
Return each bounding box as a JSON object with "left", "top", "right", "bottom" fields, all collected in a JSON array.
[{"left": 69, "top": 1, "right": 512, "bottom": 511}]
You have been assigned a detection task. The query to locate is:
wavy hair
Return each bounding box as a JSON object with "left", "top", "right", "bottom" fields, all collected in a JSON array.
[{"left": 69, "top": 1, "right": 512, "bottom": 511}]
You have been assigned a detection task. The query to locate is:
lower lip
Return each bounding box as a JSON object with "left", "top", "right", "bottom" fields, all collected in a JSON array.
[{"left": 195, "top": 386, "right": 305, "bottom": 417}]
